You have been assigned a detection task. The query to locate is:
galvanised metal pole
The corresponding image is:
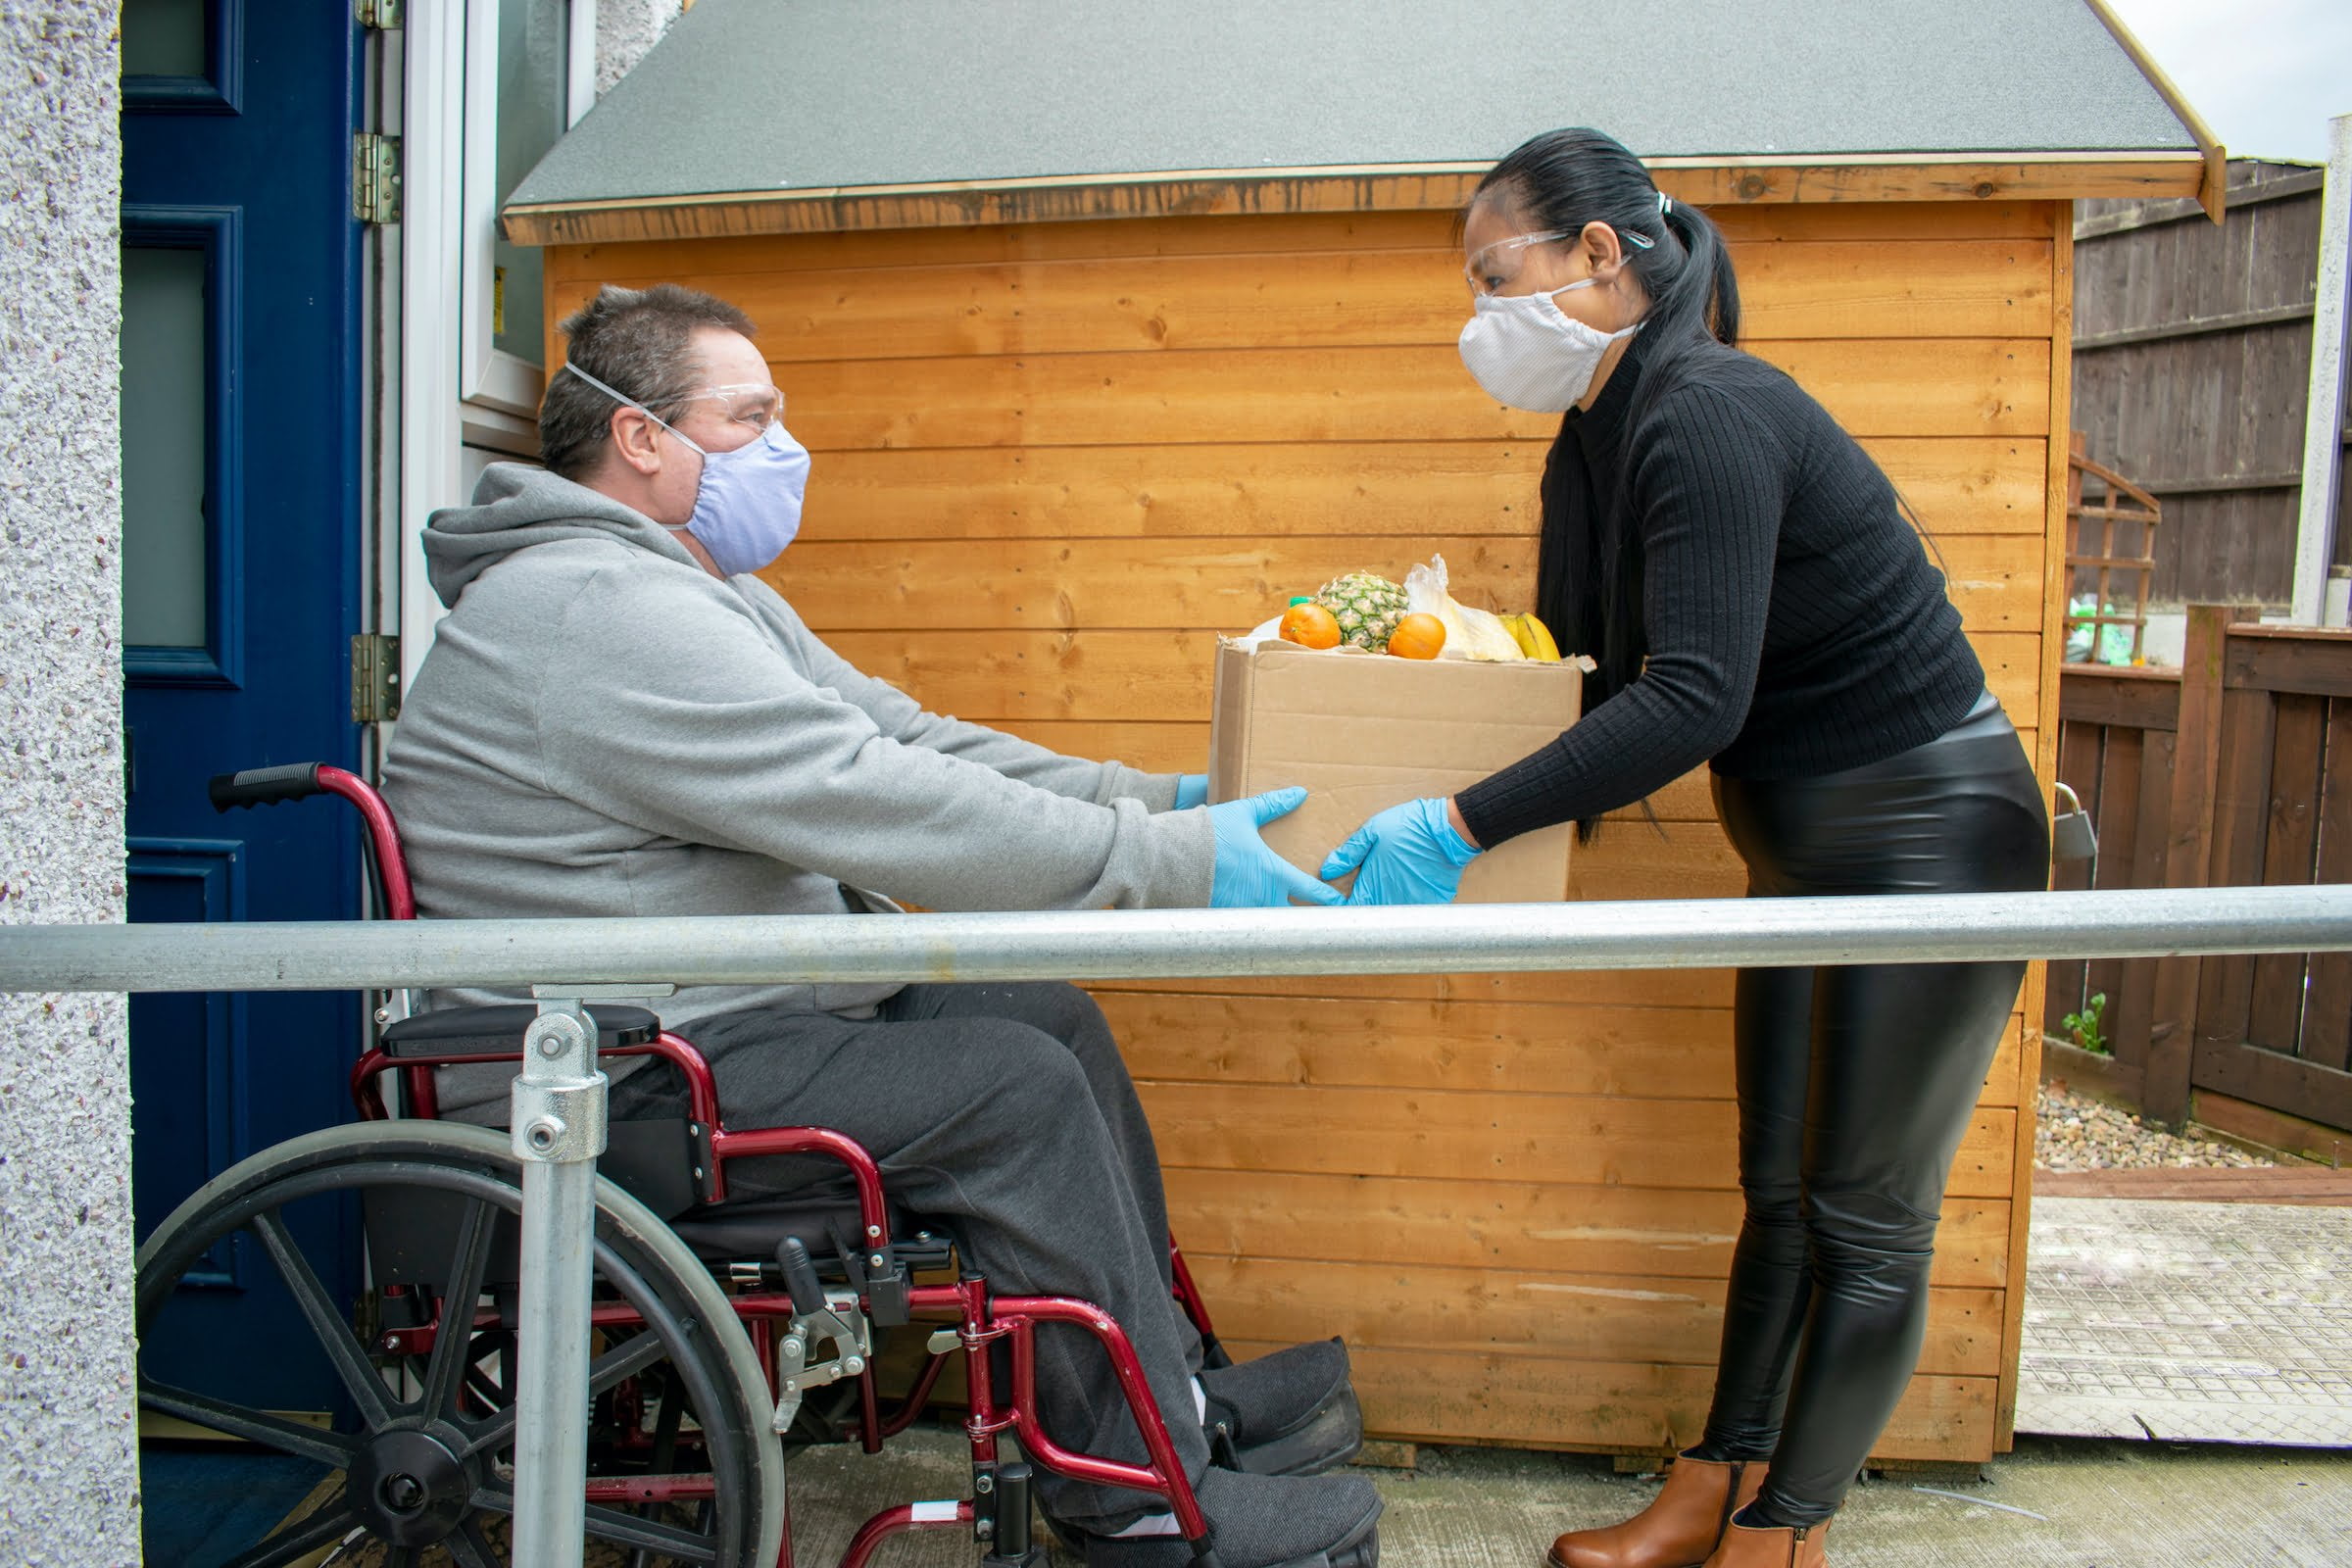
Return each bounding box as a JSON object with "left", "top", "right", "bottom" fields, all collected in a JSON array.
[
  {"left": 5, "top": 886, "right": 2352, "bottom": 995},
  {"left": 505, "top": 1001, "right": 606, "bottom": 1567}
]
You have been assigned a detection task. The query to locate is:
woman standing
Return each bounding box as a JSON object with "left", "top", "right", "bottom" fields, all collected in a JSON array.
[{"left": 1321, "top": 129, "right": 2051, "bottom": 1568}]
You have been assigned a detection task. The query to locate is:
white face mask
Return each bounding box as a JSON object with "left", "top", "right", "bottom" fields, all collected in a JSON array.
[{"left": 1457, "top": 278, "right": 1641, "bottom": 413}]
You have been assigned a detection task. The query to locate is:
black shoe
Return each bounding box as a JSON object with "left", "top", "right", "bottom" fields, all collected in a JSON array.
[
  {"left": 1079, "top": 1467, "right": 1380, "bottom": 1568},
  {"left": 1201, "top": 1339, "right": 1363, "bottom": 1477}
]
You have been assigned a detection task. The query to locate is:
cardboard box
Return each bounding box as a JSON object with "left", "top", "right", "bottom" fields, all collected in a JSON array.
[{"left": 1207, "top": 639, "right": 1586, "bottom": 903}]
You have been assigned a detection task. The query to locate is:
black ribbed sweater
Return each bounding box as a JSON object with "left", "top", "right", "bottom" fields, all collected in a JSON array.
[{"left": 1454, "top": 337, "right": 1985, "bottom": 851}]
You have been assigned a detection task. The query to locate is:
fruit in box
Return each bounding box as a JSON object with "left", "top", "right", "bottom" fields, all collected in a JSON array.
[
  {"left": 1387, "top": 612, "right": 1446, "bottom": 660},
  {"left": 1278, "top": 600, "right": 1343, "bottom": 649},
  {"left": 1315, "top": 572, "right": 1410, "bottom": 651}
]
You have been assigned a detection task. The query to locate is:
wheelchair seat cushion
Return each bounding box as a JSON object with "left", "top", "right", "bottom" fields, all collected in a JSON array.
[{"left": 380, "top": 1003, "right": 660, "bottom": 1058}]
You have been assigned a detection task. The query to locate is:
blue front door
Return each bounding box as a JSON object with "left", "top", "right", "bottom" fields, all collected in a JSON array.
[{"left": 122, "top": 2, "right": 368, "bottom": 1413}]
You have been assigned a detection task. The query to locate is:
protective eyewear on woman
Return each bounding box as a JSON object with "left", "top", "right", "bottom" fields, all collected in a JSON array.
[
  {"left": 1463, "top": 229, "right": 1570, "bottom": 297},
  {"left": 1463, "top": 224, "right": 1659, "bottom": 298}
]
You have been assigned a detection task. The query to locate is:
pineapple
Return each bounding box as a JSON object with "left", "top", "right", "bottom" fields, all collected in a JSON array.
[{"left": 1314, "top": 572, "right": 1410, "bottom": 651}]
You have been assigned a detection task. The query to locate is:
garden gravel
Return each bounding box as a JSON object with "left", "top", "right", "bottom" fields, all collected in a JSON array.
[{"left": 2034, "top": 1079, "right": 2273, "bottom": 1172}]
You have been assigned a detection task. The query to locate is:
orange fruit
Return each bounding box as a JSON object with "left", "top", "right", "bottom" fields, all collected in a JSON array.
[
  {"left": 1279, "top": 601, "right": 1343, "bottom": 650},
  {"left": 1387, "top": 612, "right": 1446, "bottom": 660}
]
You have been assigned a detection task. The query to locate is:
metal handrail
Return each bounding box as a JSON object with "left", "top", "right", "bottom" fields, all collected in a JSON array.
[
  {"left": 5, "top": 885, "right": 2351, "bottom": 995},
  {"left": 15, "top": 882, "right": 2351, "bottom": 1566}
]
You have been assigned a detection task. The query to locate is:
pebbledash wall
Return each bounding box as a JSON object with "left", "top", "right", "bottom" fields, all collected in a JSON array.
[
  {"left": 595, "top": 0, "right": 686, "bottom": 96},
  {"left": 0, "top": 4, "right": 137, "bottom": 1563}
]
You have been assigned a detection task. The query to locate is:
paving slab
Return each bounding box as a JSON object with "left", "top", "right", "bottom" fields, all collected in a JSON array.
[
  {"left": 776, "top": 1428, "right": 2352, "bottom": 1566},
  {"left": 2018, "top": 1198, "right": 2352, "bottom": 1446}
]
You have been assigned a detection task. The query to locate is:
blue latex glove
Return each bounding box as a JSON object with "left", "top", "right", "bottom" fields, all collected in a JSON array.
[
  {"left": 1321, "top": 797, "right": 1482, "bottom": 906},
  {"left": 1173, "top": 773, "right": 1210, "bottom": 809},
  {"left": 1207, "top": 787, "right": 1344, "bottom": 907}
]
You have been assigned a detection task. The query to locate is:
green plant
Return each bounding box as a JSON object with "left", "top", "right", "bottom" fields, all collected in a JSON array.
[{"left": 2062, "top": 992, "right": 2110, "bottom": 1055}]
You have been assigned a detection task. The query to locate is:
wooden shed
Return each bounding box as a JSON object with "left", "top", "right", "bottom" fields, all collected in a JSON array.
[{"left": 501, "top": 0, "right": 2218, "bottom": 1465}]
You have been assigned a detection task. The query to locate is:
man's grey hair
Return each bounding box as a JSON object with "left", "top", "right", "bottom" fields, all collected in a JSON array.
[{"left": 540, "top": 283, "right": 759, "bottom": 480}]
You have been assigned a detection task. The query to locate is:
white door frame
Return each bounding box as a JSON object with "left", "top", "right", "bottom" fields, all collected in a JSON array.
[{"left": 397, "top": 0, "right": 597, "bottom": 695}]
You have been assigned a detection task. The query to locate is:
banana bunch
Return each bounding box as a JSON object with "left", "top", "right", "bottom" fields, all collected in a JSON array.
[{"left": 1499, "top": 612, "right": 1562, "bottom": 662}]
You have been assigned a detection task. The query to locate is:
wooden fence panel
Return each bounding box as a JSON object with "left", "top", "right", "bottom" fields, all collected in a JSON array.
[
  {"left": 2072, "top": 162, "right": 2350, "bottom": 607},
  {"left": 2054, "top": 613, "right": 2352, "bottom": 1133},
  {"left": 2307, "top": 700, "right": 2352, "bottom": 1072}
]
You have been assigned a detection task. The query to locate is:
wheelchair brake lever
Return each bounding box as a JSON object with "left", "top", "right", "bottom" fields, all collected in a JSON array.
[
  {"left": 776, "top": 1237, "right": 827, "bottom": 1316},
  {"left": 772, "top": 1287, "right": 871, "bottom": 1437}
]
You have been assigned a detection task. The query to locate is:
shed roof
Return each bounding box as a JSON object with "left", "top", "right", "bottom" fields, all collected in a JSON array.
[{"left": 507, "top": 0, "right": 2216, "bottom": 244}]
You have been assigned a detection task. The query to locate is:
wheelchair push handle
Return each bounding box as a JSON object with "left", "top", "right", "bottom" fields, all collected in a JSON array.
[
  {"left": 206, "top": 761, "right": 416, "bottom": 919},
  {"left": 209, "top": 762, "right": 326, "bottom": 811}
]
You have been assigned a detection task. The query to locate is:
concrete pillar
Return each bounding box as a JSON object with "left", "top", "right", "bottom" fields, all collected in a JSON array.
[
  {"left": 2290, "top": 114, "right": 2352, "bottom": 624},
  {"left": 0, "top": 4, "right": 139, "bottom": 1564}
]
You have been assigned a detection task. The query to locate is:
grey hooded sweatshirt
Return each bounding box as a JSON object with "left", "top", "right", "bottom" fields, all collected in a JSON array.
[{"left": 383, "top": 464, "right": 1213, "bottom": 1115}]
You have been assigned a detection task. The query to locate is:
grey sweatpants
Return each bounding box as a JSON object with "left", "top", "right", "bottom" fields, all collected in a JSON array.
[{"left": 625, "top": 980, "right": 1208, "bottom": 1529}]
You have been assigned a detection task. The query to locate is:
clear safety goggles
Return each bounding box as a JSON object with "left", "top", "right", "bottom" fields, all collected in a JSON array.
[
  {"left": 673, "top": 381, "right": 788, "bottom": 435},
  {"left": 1463, "top": 229, "right": 1570, "bottom": 297},
  {"left": 1462, "top": 225, "right": 1657, "bottom": 298}
]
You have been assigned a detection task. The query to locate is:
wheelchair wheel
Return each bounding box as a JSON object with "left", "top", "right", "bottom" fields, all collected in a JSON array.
[{"left": 136, "top": 1120, "right": 786, "bottom": 1567}]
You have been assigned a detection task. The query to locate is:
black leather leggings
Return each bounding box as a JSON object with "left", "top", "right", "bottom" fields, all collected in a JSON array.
[{"left": 1696, "top": 691, "right": 2049, "bottom": 1526}]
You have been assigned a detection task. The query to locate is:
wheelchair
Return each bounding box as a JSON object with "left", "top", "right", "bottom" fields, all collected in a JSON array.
[{"left": 134, "top": 762, "right": 1243, "bottom": 1567}]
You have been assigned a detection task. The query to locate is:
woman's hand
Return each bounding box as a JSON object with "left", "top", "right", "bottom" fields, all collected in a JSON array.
[{"left": 1322, "top": 797, "right": 1483, "bottom": 906}]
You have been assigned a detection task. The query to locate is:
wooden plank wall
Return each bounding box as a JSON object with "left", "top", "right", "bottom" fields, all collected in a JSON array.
[{"left": 548, "top": 198, "right": 2065, "bottom": 1462}]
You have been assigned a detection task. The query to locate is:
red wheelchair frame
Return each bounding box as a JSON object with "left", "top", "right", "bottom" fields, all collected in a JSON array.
[{"left": 270, "top": 763, "right": 1230, "bottom": 1567}]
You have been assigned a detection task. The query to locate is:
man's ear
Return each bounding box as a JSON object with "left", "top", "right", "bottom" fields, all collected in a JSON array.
[{"left": 611, "top": 406, "right": 664, "bottom": 476}]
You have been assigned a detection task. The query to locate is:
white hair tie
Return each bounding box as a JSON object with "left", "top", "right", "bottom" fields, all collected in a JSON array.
[{"left": 1657, "top": 191, "right": 1674, "bottom": 218}]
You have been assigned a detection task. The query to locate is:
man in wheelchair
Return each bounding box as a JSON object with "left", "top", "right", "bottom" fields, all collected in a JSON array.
[{"left": 380, "top": 283, "right": 1380, "bottom": 1567}]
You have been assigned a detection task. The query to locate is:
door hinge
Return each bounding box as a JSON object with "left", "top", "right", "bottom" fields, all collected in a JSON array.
[
  {"left": 352, "top": 634, "right": 402, "bottom": 722},
  {"left": 357, "top": 0, "right": 404, "bottom": 29},
  {"left": 354, "top": 133, "right": 402, "bottom": 225}
]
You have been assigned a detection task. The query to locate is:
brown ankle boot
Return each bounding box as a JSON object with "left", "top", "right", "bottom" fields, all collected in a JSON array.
[
  {"left": 1700, "top": 1514, "right": 1829, "bottom": 1567},
  {"left": 1547, "top": 1455, "right": 1768, "bottom": 1568}
]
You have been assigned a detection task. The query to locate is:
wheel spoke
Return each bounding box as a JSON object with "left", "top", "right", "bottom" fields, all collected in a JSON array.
[
  {"left": 455, "top": 1326, "right": 669, "bottom": 1460},
  {"left": 217, "top": 1503, "right": 361, "bottom": 1568},
  {"left": 419, "top": 1197, "right": 499, "bottom": 1419},
  {"left": 250, "top": 1210, "right": 396, "bottom": 1425},
  {"left": 138, "top": 1378, "right": 356, "bottom": 1467}
]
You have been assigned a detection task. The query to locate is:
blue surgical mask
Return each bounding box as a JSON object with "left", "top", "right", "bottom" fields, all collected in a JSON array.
[{"left": 560, "top": 361, "right": 812, "bottom": 575}]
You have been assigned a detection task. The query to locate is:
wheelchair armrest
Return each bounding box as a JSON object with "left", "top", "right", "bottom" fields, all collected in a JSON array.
[{"left": 379, "top": 1003, "right": 661, "bottom": 1059}]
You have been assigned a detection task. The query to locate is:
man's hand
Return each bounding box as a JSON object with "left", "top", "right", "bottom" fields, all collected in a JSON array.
[
  {"left": 1321, "top": 797, "right": 1482, "bottom": 906},
  {"left": 1207, "top": 788, "right": 1343, "bottom": 907}
]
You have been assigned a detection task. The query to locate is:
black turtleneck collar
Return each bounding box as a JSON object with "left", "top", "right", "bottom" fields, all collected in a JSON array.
[{"left": 1569, "top": 325, "right": 1649, "bottom": 461}]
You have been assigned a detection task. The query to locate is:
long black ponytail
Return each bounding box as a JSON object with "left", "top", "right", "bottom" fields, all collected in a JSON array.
[{"left": 1475, "top": 128, "right": 1742, "bottom": 841}]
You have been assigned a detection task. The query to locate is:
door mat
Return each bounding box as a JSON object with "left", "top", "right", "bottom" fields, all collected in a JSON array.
[{"left": 139, "top": 1446, "right": 329, "bottom": 1567}]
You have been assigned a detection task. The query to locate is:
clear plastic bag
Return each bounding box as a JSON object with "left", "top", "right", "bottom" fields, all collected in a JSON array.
[{"left": 1403, "top": 554, "right": 1526, "bottom": 661}]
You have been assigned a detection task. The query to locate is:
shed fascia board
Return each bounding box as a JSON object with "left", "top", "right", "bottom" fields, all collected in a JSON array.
[
  {"left": 2081, "top": 0, "right": 2228, "bottom": 221},
  {"left": 504, "top": 152, "right": 2206, "bottom": 248}
]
